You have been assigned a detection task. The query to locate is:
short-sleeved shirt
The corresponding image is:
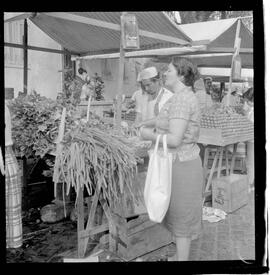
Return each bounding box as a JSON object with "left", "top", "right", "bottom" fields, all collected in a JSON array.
[
  {"left": 155, "top": 87, "right": 201, "bottom": 162},
  {"left": 221, "top": 94, "right": 240, "bottom": 106},
  {"left": 146, "top": 87, "right": 173, "bottom": 120},
  {"left": 131, "top": 89, "right": 149, "bottom": 121}
]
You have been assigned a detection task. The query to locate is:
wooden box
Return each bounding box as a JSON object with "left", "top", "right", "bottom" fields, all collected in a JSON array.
[
  {"left": 212, "top": 174, "right": 249, "bottom": 213},
  {"left": 198, "top": 128, "right": 254, "bottom": 146},
  {"left": 111, "top": 214, "right": 172, "bottom": 261}
]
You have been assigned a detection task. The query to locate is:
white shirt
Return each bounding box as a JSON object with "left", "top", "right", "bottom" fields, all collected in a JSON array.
[
  {"left": 5, "top": 102, "right": 13, "bottom": 146},
  {"left": 221, "top": 94, "right": 240, "bottom": 106},
  {"left": 146, "top": 87, "right": 173, "bottom": 120},
  {"left": 243, "top": 102, "right": 254, "bottom": 123},
  {"left": 131, "top": 89, "right": 149, "bottom": 121}
]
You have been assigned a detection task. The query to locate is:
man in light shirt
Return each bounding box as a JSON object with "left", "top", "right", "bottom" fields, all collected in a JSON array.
[
  {"left": 221, "top": 89, "right": 242, "bottom": 106},
  {"left": 134, "top": 66, "right": 173, "bottom": 127},
  {"left": 130, "top": 75, "right": 149, "bottom": 123}
]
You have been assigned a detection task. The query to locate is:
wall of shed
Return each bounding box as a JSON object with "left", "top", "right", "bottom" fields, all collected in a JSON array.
[
  {"left": 4, "top": 13, "right": 63, "bottom": 99},
  {"left": 79, "top": 57, "right": 149, "bottom": 99}
]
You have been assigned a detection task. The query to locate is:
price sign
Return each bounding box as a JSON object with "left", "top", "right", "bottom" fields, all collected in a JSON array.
[
  {"left": 232, "top": 54, "right": 242, "bottom": 81},
  {"left": 121, "top": 13, "right": 140, "bottom": 49}
]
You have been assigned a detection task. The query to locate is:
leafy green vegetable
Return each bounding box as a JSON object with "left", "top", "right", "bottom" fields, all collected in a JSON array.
[{"left": 8, "top": 91, "right": 78, "bottom": 159}]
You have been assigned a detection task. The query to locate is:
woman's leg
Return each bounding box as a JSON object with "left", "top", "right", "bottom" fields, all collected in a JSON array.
[{"left": 175, "top": 237, "right": 191, "bottom": 261}]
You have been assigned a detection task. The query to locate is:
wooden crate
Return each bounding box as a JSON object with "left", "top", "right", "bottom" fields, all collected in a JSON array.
[
  {"left": 109, "top": 214, "right": 173, "bottom": 261},
  {"left": 212, "top": 174, "right": 249, "bottom": 213},
  {"left": 198, "top": 128, "right": 254, "bottom": 146}
]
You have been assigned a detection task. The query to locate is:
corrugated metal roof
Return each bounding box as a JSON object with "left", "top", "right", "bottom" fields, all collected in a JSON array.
[{"left": 28, "top": 12, "right": 191, "bottom": 55}]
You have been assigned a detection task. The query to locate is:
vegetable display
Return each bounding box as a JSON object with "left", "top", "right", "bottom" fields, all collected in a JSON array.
[
  {"left": 53, "top": 120, "right": 142, "bottom": 205},
  {"left": 8, "top": 91, "right": 80, "bottom": 159},
  {"left": 200, "top": 103, "right": 253, "bottom": 139}
]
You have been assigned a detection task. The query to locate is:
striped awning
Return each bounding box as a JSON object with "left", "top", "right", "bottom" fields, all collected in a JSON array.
[{"left": 5, "top": 12, "right": 192, "bottom": 55}]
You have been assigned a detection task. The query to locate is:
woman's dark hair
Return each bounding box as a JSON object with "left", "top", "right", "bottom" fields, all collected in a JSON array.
[
  {"left": 78, "top": 67, "right": 87, "bottom": 75},
  {"left": 171, "top": 58, "right": 200, "bottom": 92},
  {"left": 243, "top": 87, "right": 254, "bottom": 102}
]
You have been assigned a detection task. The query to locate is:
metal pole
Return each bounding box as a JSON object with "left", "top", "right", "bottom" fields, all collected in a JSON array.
[
  {"left": 227, "top": 19, "right": 241, "bottom": 106},
  {"left": 23, "top": 19, "right": 28, "bottom": 94}
]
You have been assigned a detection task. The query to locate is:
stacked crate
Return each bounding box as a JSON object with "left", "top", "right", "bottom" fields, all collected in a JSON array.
[{"left": 199, "top": 104, "right": 254, "bottom": 146}]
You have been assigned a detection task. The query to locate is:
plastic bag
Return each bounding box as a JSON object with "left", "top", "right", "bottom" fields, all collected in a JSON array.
[{"left": 144, "top": 134, "right": 172, "bottom": 223}]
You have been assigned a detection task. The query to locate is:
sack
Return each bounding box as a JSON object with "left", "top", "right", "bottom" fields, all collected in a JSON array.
[{"left": 144, "top": 135, "right": 172, "bottom": 223}]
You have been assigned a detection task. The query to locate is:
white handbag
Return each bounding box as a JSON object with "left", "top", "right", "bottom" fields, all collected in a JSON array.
[{"left": 144, "top": 134, "right": 173, "bottom": 223}]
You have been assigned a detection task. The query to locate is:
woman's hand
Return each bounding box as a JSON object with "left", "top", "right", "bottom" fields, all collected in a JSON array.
[
  {"left": 140, "top": 127, "right": 156, "bottom": 141},
  {"left": 134, "top": 121, "right": 143, "bottom": 129}
]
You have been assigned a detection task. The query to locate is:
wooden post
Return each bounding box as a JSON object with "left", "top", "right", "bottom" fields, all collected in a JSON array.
[
  {"left": 77, "top": 185, "right": 85, "bottom": 258},
  {"left": 115, "top": 12, "right": 126, "bottom": 130},
  {"left": 226, "top": 19, "right": 241, "bottom": 106},
  {"left": 23, "top": 19, "right": 28, "bottom": 94}
]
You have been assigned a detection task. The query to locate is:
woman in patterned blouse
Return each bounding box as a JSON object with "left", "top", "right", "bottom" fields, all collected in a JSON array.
[{"left": 140, "top": 58, "right": 203, "bottom": 261}]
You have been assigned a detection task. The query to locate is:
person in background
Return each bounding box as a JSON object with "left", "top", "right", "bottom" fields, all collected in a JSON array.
[
  {"left": 139, "top": 58, "right": 203, "bottom": 261},
  {"left": 130, "top": 72, "right": 150, "bottom": 123},
  {"left": 242, "top": 87, "right": 254, "bottom": 191},
  {"left": 204, "top": 76, "right": 213, "bottom": 97},
  {"left": 211, "top": 85, "right": 222, "bottom": 103},
  {"left": 5, "top": 101, "right": 23, "bottom": 249},
  {"left": 78, "top": 67, "right": 92, "bottom": 101},
  {"left": 134, "top": 66, "right": 173, "bottom": 128},
  {"left": 221, "top": 89, "right": 241, "bottom": 106},
  {"left": 194, "top": 78, "right": 213, "bottom": 110}
]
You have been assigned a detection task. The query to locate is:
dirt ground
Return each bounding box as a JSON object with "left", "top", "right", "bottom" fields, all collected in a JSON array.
[
  {"left": 6, "top": 208, "right": 169, "bottom": 262},
  {"left": 6, "top": 209, "right": 78, "bottom": 263}
]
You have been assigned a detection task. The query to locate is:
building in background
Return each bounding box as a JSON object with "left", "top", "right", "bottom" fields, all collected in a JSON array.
[
  {"left": 77, "top": 58, "right": 148, "bottom": 100},
  {"left": 4, "top": 13, "right": 64, "bottom": 99}
]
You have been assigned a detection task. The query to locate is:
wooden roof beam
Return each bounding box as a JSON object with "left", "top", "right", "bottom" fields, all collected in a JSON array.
[
  {"left": 4, "top": 42, "right": 80, "bottom": 56},
  {"left": 207, "top": 47, "right": 253, "bottom": 53}
]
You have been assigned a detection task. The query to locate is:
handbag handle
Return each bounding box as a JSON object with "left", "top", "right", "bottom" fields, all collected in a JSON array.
[
  {"left": 154, "top": 134, "right": 161, "bottom": 153},
  {"left": 163, "top": 134, "right": 168, "bottom": 155}
]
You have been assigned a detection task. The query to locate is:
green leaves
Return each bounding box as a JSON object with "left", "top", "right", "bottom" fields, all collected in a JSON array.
[{"left": 8, "top": 91, "right": 78, "bottom": 159}]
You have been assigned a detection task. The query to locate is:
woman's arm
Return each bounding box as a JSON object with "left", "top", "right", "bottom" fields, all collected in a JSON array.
[
  {"left": 140, "top": 118, "right": 188, "bottom": 148},
  {"left": 134, "top": 118, "right": 156, "bottom": 128}
]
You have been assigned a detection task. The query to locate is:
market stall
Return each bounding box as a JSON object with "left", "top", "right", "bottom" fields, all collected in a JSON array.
[
  {"left": 144, "top": 17, "right": 254, "bottom": 207},
  {"left": 5, "top": 12, "right": 193, "bottom": 260},
  {"left": 5, "top": 13, "right": 254, "bottom": 261}
]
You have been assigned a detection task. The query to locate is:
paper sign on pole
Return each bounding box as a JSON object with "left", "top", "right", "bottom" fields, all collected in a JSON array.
[{"left": 121, "top": 13, "right": 140, "bottom": 50}]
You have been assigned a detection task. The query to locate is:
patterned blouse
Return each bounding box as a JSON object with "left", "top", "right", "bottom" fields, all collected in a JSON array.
[{"left": 155, "top": 86, "right": 201, "bottom": 162}]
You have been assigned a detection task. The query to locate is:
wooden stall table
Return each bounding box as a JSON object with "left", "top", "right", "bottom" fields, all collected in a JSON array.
[
  {"left": 198, "top": 128, "right": 253, "bottom": 205},
  {"left": 74, "top": 141, "right": 172, "bottom": 261}
]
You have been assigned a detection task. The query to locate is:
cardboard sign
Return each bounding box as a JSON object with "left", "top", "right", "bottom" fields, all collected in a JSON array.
[
  {"left": 121, "top": 13, "right": 140, "bottom": 49},
  {"left": 232, "top": 54, "right": 242, "bottom": 81}
]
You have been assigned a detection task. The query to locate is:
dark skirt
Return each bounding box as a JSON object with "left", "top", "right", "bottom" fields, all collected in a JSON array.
[{"left": 162, "top": 156, "right": 203, "bottom": 240}]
